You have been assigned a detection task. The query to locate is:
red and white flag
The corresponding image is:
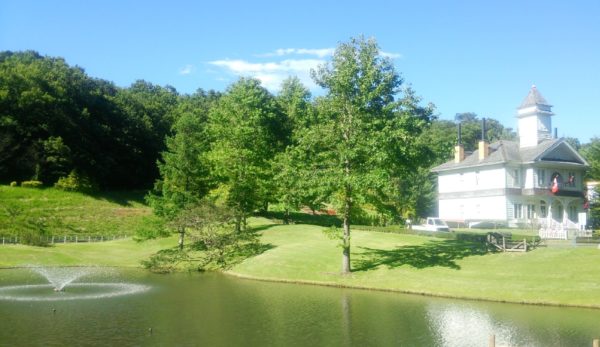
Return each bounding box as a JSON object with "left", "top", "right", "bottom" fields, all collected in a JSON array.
[{"left": 551, "top": 177, "right": 559, "bottom": 193}]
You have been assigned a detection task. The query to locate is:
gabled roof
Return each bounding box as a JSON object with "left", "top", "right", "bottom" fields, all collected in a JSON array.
[
  {"left": 519, "top": 85, "right": 551, "bottom": 108},
  {"left": 431, "top": 138, "right": 587, "bottom": 173}
]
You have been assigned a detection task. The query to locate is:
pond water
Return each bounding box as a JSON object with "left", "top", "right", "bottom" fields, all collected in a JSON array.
[{"left": 1, "top": 268, "right": 600, "bottom": 346}]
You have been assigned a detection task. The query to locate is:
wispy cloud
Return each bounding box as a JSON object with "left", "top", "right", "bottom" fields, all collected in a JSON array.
[
  {"left": 259, "top": 47, "right": 335, "bottom": 58},
  {"left": 209, "top": 47, "right": 402, "bottom": 92},
  {"left": 381, "top": 51, "right": 402, "bottom": 59},
  {"left": 209, "top": 58, "right": 324, "bottom": 91},
  {"left": 179, "top": 64, "right": 196, "bottom": 75}
]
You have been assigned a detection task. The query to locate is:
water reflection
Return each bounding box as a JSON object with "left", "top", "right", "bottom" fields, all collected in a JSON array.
[
  {"left": 427, "top": 303, "right": 534, "bottom": 347},
  {"left": 1, "top": 269, "right": 600, "bottom": 346}
]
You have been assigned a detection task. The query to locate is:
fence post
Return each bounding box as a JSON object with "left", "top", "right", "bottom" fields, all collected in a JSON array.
[
  {"left": 524, "top": 239, "right": 527, "bottom": 252},
  {"left": 593, "top": 338, "right": 599, "bottom": 347},
  {"left": 489, "top": 334, "right": 495, "bottom": 347},
  {"left": 75, "top": 235, "right": 78, "bottom": 243}
]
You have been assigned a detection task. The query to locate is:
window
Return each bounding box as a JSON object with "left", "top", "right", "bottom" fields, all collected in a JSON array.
[
  {"left": 568, "top": 206, "right": 577, "bottom": 221},
  {"left": 527, "top": 204, "right": 535, "bottom": 219},
  {"left": 539, "top": 201, "right": 547, "bottom": 218},
  {"left": 514, "top": 169, "right": 520, "bottom": 186},
  {"left": 537, "top": 169, "right": 546, "bottom": 187},
  {"left": 513, "top": 203, "right": 523, "bottom": 219}
]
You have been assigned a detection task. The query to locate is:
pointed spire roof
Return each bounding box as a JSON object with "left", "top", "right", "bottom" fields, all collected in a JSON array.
[{"left": 519, "top": 85, "right": 551, "bottom": 108}]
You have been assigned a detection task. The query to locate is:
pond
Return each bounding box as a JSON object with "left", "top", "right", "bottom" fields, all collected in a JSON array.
[{"left": 1, "top": 268, "right": 599, "bottom": 346}]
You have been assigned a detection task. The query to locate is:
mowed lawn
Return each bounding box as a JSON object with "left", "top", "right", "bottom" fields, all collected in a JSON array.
[
  {"left": 0, "top": 236, "right": 177, "bottom": 268},
  {"left": 230, "top": 220, "right": 600, "bottom": 308}
]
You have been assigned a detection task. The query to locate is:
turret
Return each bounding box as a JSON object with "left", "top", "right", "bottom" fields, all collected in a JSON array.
[{"left": 517, "top": 85, "right": 554, "bottom": 148}]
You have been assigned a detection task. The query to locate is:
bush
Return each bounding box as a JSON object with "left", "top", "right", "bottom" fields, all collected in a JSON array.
[
  {"left": 54, "top": 170, "right": 98, "bottom": 193},
  {"left": 9, "top": 181, "right": 17, "bottom": 187},
  {"left": 21, "top": 180, "right": 43, "bottom": 188}
]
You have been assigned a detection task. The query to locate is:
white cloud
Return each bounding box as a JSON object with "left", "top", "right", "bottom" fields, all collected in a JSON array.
[
  {"left": 179, "top": 64, "right": 196, "bottom": 75},
  {"left": 209, "top": 47, "right": 401, "bottom": 92},
  {"left": 209, "top": 58, "right": 324, "bottom": 91},
  {"left": 381, "top": 51, "right": 403, "bottom": 59},
  {"left": 259, "top": 48, "right": 335, "bottom": 58}
]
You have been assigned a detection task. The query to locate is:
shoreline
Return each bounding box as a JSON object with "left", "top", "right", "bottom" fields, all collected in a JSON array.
[{"left": 225, "top": 270, "right": 600, "bottom": 310}]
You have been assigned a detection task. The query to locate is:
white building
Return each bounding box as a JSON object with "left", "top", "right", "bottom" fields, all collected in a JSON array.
[{"left": 431, "top": 86, "right": 588, "bottom": 230}]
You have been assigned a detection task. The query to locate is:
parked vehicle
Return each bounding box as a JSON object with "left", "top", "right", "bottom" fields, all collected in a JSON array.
[{"left": 412, "top": 217, "right": 451, "bottom": 232}]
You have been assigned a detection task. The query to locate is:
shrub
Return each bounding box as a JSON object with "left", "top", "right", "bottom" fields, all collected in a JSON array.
[
  {"left": 54, "top": 170, "right": 98, "bottom": 193},
  {"left": 9, "top": 181, "right": 17, "bottom": 187},
  {"left": 21, "top": 180, "right": 43, "bottom": 188}
]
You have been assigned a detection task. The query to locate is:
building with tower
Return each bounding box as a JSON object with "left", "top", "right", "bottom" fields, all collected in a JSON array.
[{"left": 431, "top": 86, "right": 588, "bottom": 234}]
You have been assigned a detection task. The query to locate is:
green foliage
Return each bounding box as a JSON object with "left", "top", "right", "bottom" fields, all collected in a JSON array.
[
  {"left": 580, "top": 137, "right": 600, "bottom": 180},
  {"left": 305, "top": 36, "right": 434, "bottom": 272},
  {"left": 148, "top": 95, "right": 216, "bottom": 220},
  {"left": 21, "top": 180, "right": 43, "bottom": 188},
  {"left": 54, "top": 170, "right": 98, "bottom": 193},
  {"left": 208, "top": 78, "right": 289, "bottom": 231}
]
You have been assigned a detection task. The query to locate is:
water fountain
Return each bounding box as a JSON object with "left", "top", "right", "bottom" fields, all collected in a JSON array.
[{"left": 0, "top": 267, "right": 150, "bottom": 301}]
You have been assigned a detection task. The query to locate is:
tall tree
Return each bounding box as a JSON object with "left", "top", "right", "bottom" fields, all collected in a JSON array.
[
  {"left": 308, "top": 36, "right": 406, "bottom": 273},
  {"left": 208, "top": 78, "right": 287, "bottom": 231},
  {"left": 148, "top": 90, "right": 219, "bottom": 248}
]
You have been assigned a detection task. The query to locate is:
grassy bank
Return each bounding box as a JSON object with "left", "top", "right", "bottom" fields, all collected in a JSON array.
[
  {"left": 0, "top": 236, "right": 177, "bottom": 268},
  {"left": 229, "top": 220, "right": 600, "bottom": 308},
  {"left": 0, "top": 185, "right": 162, "bottom": 238}
]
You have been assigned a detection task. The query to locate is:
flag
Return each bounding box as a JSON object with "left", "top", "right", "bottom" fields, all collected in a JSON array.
[{"left": 551, "top": 177, "right": 559, "bottom": 193}]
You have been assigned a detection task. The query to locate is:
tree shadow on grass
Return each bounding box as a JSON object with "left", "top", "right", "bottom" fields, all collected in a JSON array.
[
  {"left": 90, "top": 190, "right": 148, "bottom": 207},
  {"left": 353, "top": 239, "right": 493, "bottom": 271}
]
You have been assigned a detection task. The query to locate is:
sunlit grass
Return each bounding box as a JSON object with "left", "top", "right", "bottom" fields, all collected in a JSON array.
[{"left": 230, "top": 220, "right": 600, "bottom": 307}]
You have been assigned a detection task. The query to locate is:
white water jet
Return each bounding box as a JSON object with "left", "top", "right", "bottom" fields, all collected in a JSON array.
[
  {"left": 30, "top": 267, "right": 93, "bottom": 291},
  {"left": 0, "top": 267, "right": 150, "bottom": 301}
]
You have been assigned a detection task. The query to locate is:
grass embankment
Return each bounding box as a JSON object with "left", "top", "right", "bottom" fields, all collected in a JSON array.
[
  {"left": 230, "top": 219, "right": 600, "bottom": 308},
  {"left": 0, "top": 236, "right": 177, "bottom": 268},
  {"left": 0, "top": 185, "right": 162, "bottom": 237}
]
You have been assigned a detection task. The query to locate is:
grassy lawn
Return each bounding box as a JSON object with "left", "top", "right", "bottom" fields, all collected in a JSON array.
[
  {"left": 230, "top": 220, "right": 600, "bottom": 308},
  {"left": 0, "top": 236, "right": 177, "bottom": 268},
  {"left": 0, "top": 185, "right": 161, "bottom": 237}
]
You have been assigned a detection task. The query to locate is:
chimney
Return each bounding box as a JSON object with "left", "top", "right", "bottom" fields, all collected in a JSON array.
[
  {"left": 454, "top": 123, "right": 465, "bottom": 163},
  {"left": 478, "top": 118, "right": 489, "bottom": 160},
  {"left": 554, "top": 127, "right": 558, "bottom": 139}
]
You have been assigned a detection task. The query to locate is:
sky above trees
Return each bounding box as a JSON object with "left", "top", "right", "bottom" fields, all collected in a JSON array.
[{"left": 1, "top": 0, "right": 599, "bottom": 142}]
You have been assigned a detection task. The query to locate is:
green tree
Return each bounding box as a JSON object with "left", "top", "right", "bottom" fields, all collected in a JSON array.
[
  {"left": 307, "top": 36, "right": 407, "bottom": 273},
  {"left": 148, "top": 90, "right": 219, "bottom": 248},
  {"left": 581, "top": 137, "right": 600, "bottom": 180},
  {"left": 208, "top": 78, "right": 287, "bottom": 232}
]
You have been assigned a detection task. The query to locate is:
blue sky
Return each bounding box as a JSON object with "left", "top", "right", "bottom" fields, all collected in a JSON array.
[{"left": 1, "top": 0, "right": 599, "bottom": 142}]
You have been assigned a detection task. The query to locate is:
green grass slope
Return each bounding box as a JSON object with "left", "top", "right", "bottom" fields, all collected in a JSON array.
[
  {"left": 0, "top": 236, "right": 177, "bottom": 268},
  {"left": 230, "top": 221, "right": 600, "bottom": 308},
  {"left": 0, "top": 185, "right": 160, "bottom": 237}
]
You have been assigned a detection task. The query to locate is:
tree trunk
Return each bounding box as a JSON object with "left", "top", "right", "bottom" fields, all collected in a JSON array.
[
  {"left": 235, "top": 215, "right": 241, "bottom": 233},
  {"left": 341, "top": 185, "right": 351, "bottom": 274},
  {"left": 283, "top": 208, "right": 290, "bottom": 224},
  {"left": 178, "top": 227, "right": 185, "bottom": 250}
]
